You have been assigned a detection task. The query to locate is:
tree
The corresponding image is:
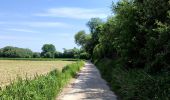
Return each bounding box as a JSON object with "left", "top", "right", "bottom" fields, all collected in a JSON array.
[
  {"left": 86, "top": 18, "right": 103, "bottom": 57},
  {"left": 74, "top": 30, "right": 87, "bottom": 46},
  {"left": 33, "top": 52, "right": 41, "bottom": 58},
  {"left": 87, "top": 18, "right": 103, "bottom": 34},
  {"left": 54, "top": 51, "right": 63, "bottom": 58},
  {"left": 0, "top": 49, "right": 3, "bottom": 57},
  {"left": 0, "top": 46, "right": 33, "bottom": 58},
  {"left": 74, "top": 30, "right": 92, "bottom": 57},
  {"left": 41, "top": 44, "right": 56, "bottom": 58}
]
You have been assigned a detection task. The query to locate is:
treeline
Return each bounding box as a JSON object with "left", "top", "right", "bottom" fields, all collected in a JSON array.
[
  {"left": 0, "top": 44, "right": 90, "bottom": 59},
  {"left": 0, "top": 46, "right": 33, "bottom": 58},
  {"left": 75, "top": 0, "right": 170, "bottom": 99}
]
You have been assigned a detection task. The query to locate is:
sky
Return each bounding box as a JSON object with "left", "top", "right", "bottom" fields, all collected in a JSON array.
[{"left": 0, "top": 0, "right": 118, "bottom": 52}]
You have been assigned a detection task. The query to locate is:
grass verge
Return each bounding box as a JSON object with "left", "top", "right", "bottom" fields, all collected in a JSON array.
[
  {"left": 0, "top": 61, "right": 84, "bottom": 100},
  {"left": 95, "top": 59, "right": 170, "bottom": 100}
]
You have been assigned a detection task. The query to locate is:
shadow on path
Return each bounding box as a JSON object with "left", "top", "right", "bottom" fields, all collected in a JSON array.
[{"left": 57, "top": 62, "right": 117, "bottom": 100}]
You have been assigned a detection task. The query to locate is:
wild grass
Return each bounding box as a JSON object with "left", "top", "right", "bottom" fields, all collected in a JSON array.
[
  {"left": 0, "top": 60, "right": 74, "bottom": 87},
  {"left": 95, "top": 59, "right": 170, "bottom": 100},
  {"left": 0, "top": 61, "right": 84, "bottom": 100}
]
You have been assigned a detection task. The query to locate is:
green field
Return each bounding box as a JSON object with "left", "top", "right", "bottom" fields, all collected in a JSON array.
[{"left": 0, "top": 60, "right": 74, "bottom": 87}]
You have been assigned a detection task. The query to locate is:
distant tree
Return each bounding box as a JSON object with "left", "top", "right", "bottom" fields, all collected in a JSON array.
[
  {"left": 0, "top": 49, "right": 3, "bottom": 57},
  {"left": 43, "top": 52, "right": 53, "bottom": 58},
  {"left": 62, "top": 48, "right": 74, "bottom": 58},
  {"left": 41, "top": 44, "right": 56, "bottom": 58},
  {"left": 54, "top": 51, "right": 63, "bottom": 58},
  {"left": 0, "top": 46, "right": 33, "bottom": 58},
  {"left": 33, "top": 52, "right": 41, "bottom": 58}
]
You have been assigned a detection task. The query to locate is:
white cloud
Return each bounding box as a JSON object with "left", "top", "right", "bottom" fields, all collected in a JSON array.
[
  {"left": 36, "top": 7, "right": 109, "bottom": 19},
  {"left": 0, "top": 21, "right": 72, "bottom": 28},
  {"left": 7, "top": 28, "right": 38, "bottom": 33},
  {"left": 23, "top": 22, "right": 71, "bottom": 28},
  {"left": 0, "top": 35, "right": 40, "bottom": 41}
]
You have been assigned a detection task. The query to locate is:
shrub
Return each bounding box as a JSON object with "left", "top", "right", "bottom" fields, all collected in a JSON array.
[{"left": 95, "top": 59, "right": 170, "bottom": 100}]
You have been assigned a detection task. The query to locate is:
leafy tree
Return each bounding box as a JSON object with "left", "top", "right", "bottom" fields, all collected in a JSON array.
[
  {"left": 75, "top": 0, "right": 170, "bottom": 72},
  {"left": 86, "top": 18, "right": 103, "bottom": 57},
  {"left": 43, "top": 52, "right": 53, "bottom": 58},
  {"left": 33, "top": 52, "right": 41, "bottom": 58},
  {"left": 79, "top": 52, "right": 90, "bottom": 59},
  {"left": 0, "top": 46, "right": 33, "bottom": 58},
  {"left": 74, "top": 30, "right": 92, "bottom": 57},
  {"left": 54, "top": 51, "right": 63, "bottom": 58},
  {"left": 41, "top": 44, "right": 56, "bottom": 58},
  {"left": 74, "top": 30, "right": 87, "bottom": 46},
  {"left": 0, "top": 49, "right": 3, "bottom": 57}
]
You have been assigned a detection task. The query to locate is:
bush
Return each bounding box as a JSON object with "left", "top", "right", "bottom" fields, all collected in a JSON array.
[
  {"left": 0, "top": 61, "right": 84, "bottom": 100},
  {"left": 95, "top": 59, "right": 170, "bottom": 100}
]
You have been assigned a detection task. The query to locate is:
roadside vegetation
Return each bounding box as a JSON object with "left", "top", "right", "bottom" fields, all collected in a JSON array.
[
  {"left": 75, "top": 0, "right": 170, "bottom": 99},
  {"left": 0, "top": 61, "right": 84, "bottom": 100}
]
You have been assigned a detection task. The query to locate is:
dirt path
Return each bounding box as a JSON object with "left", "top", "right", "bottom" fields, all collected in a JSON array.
[{"left": 57, "top": 62, "right": 117, "bottom": 100}]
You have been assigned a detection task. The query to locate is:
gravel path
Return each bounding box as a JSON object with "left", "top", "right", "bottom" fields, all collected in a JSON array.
[{"left": 57, "top": 62, "right": 117, "bottom": 100}]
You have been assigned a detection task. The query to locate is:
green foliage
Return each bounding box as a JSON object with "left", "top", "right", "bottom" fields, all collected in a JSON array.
[
  {"left": 76, "top": 0, "right": 170, "bottom": 70},
  {"left": 41, "top": 44, "right": 56, "bottom": 58},
  {"left": 75, "top": 0, "right": 170, "bottom": 99},
  {"left": 0, "top": 46, "right": 33, "bottom": 58},
  {"left": 75, "top": 18, "right": 103, "bottom": 57},
  {"left": 54, "top": 51, "right": 63, "bottom": 58},
  {"left": 96, "top": 59, "right": 170, "bottom": 100},
  {"left": 33, "top": 52, "right": 41, "bottom": 58},
  {"left": 0, "top": 45, "right": 89, "bottom": 59},
  {"left": 79, "top": 52, "right": 90, "bottom": 59},
  {"left": 0, "top": 61, "right": 84, "bottom": 100},
  {"left": 86, "top": 18, "right": 103, "bottom": 56},
  {"left": 87, "top": 18, "right": 103, "bottom": 34},
  {"left": 0, "top": 49, "right": 3, "bottom": 57},
  {"left": 74, "top": 30, "right": 88, "bottom": 46},
  {"left": 43, "top": 52, "right": 53, "bottom": 58}
]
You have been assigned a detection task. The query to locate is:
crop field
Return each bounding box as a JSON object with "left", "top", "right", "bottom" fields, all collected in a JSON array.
[{"left": 0, "top": 60, "right": 74, "bottom": 87}]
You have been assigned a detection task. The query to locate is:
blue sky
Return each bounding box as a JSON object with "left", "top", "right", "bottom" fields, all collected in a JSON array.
[{"left": 0, "top": 0, "right": 118, "bottom": 52}]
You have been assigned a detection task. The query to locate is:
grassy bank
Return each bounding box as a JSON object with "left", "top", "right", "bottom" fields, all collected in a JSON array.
[
  {"left": 0, "top": 61, "right": 84, "bottom": 100},
  {"left": 95, "top": 59, "right": 170, "bottom": 100}
]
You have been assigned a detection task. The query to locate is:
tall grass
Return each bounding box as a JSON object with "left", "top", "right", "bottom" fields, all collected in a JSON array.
[
  {"left": 95, "top": 59, "right": 170, "bottom": 100},
  {"left": 0, "top": 61, "right": 84, "bottom": 100}
]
